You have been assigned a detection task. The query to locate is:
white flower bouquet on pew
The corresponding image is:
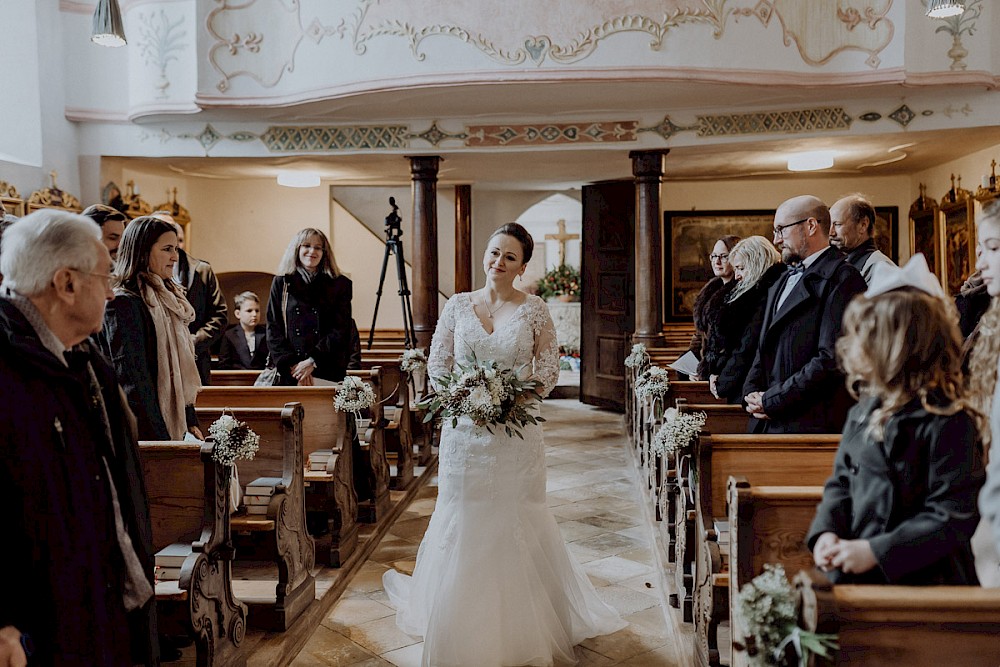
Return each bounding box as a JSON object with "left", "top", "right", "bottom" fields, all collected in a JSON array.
[
  {"left": 624, "top": 343, "right": 649, "bottom": 369},
  {"left": 400, "top": 348, "right": 428, "bottom": 374},
  {"left": 334, "top": 376, "right": 377, "bottom": 418},
  {"left": 208, "top": 412, "right": 260, "bottom": 467},
  {"left": 418, "top": 355, "right": 545, "bottom": 439},
  {"left": 651, "top": 407, "right": 706, "bottom": 455},
  {"left": 634, "top": 365, "right": 670, "bottom": 402},
  {"left": 735, "top": 564, "right": 838, "bottom": 667}
]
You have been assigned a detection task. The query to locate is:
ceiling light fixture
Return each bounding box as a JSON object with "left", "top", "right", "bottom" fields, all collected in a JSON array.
[
  {"left": 787, "top": 151, "right": 836, "bottom": 172},
  {"left": 91, "top": 0, "right": 127, "bottom": 47},
  {"left": 277, "top": 171, "right": 321, "bottom": 188},
  {"left": 925, "top": 0, "right": 965, "bottom": 18}
]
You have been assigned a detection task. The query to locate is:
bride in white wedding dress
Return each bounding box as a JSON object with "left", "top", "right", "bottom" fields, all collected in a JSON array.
[{"left": 383, "top": 223, "right": 626, "bottom": 667}]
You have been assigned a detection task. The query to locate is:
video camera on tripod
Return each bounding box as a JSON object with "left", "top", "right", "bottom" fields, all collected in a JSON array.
[{"left": 367, "top": 197, "right": 416, "bottom": 350}]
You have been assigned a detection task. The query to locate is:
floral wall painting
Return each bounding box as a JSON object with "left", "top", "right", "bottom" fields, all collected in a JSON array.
[
  {"left": 663, "top": 210, "right": 774, "bottom": 318},
  {"left": 138, "top": 9, "right": 187, "bottom": 100},
  {"left": 924, "top": 0, "right": 983, "bottom": 71}
]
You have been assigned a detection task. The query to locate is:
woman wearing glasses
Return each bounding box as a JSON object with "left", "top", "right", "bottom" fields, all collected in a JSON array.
[
  {"left": 101, "top": 216, "right": 203, "bottom": 441},
  {"left": 688, "top": 235, "right": 740, "bottom": 379}
]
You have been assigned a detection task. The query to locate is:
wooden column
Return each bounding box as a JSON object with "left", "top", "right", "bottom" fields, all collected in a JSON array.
[
  {"left": 630, "top": 150, "right": 669, "bottom": 347},
  {"left": 454, "top": 184, "right": 472, "bottom": 294},
  {"left": 409, "top": 156, "right": 441, "bottom": 350}
]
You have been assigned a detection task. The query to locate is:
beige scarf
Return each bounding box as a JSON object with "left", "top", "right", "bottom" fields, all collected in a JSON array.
[{"left": 142, "top": 275, "right": 201, "bottom": 440}]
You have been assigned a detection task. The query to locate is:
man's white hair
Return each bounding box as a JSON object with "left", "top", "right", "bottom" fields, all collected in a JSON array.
[{"left": 1, "top": 209, "right": 102, "bottom": 296}]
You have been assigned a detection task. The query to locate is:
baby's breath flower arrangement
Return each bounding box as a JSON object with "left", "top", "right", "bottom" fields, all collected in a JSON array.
[
  {"left": 735, "top": 564, "right": 838, "bottom": 666},
  {"left": 418, "top": 355, "right": 545, "bottom": 439},
  {"left": 208, "top": 412, "right": 260, "bottom": 467},
  {"left": 400, "top": 348, "right": 428, "bottom": 374},
  {"left": 651, "top": 408, "right": 706, "bottom": 455},
  {"left": 334, "top": 376, "right": 377, "bottom": 418},
  {"left": 634, "top": 366, "right": 670, "bottom": 402},
  {"left": 624, "top": 343, "right": 649, "bottom": 370}
]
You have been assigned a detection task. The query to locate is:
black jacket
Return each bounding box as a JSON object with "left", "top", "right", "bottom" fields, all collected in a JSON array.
[
  {"left": 0, "top": 298, "right": 158, "bottom": 665},
  {"left": 101, "top": 290, "right": 199, "bottom": 440},
  {"left": 218, "top": 324, "right": 268, "bottom": 370},
  {"left": 266, "top": 272, "right": 352, "bottom": 384},
  {"left": 175, "top": 250, "right": 228, "bottom": 384},
  {"left": 807, "top": 395, "right": 984, "bottom": 585},
  {"left": 743, "top": 248, "right": 866, "bottom": 433},
  {"left": 705, "top": 263, "right": 784, "bottom": 404}
]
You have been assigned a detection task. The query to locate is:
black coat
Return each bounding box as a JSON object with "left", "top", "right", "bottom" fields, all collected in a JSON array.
[
  {"left": 743, "top": 248, "right": 866, "bottom": 433},
  {"left": 101, "top": 290, "right": 198, "bottom": 440},
  {"left": 266, "top": 272, "right": 352, "bottom": 384},
  {"left": 687, "top": 277, "right": 728, "bottom": 376},
  {"left": 705, "top": 263, "right": 784, "bottom": 404},
  {"left": 176, "top": 250, "right": 228, "bottom": 385},
  {"left": 0, "top": 298, "right": 158, "bottom": 665},
  {"left": 218, "top": 324, "right": 268, "bottom": 370},
  {"left": 807, "top": 395, "right": 984, "bottom": 585}
]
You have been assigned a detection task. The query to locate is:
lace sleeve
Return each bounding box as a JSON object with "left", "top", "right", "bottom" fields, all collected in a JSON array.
[
  {"left": 527, "top": 297, "right": 560, "bottom": 397},
  {"left": 427, "top": 295, "right": 459, "bottom": 391}
]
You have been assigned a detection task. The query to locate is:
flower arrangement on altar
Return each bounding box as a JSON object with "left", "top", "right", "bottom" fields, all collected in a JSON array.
[
  {"left": 400, "top": 348, "right": 428, "bottom": 374},
  {"left": 334, "top": 376, "right": 377, "bottom": 417},
  {"left": 208, "top": 412, "right": 260, "bottom": 466},
  {"left": 624, "top": 343, "right": 649, "bottom": 369},
  {"left": 536, "top": 263, "right": 581, "bottom": 300},
  {"left": 651, "top": 408, "right": 706, "bottom": 455},
  {"left": 735, "top": 564, "right": 838, "bottom": 667},
  {"left": 634, "top": 365, "right": 670, "bottom": 402},
  {"left": 418, "top": 355, "right": 546, "bottom": 438}
]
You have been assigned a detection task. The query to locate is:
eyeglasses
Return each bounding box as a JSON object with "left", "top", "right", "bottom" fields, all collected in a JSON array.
[
  {"left": 70, "top": 268, "right": 114, "bottom": 288},
  {"left": 772, "top": 217, "right": 811, "bottom": 238},
  {"left": 709, "top": 253, "right": 730, "bottom": 261}
]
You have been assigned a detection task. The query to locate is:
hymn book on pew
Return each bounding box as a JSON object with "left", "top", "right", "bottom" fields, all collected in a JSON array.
[
  {"left": 245, "top": 477, "right": 283, "bottom": 494},
  {"left": 669, "top": 351, "right": 700, "bottom": 378},
  {"left": 154, "top": 543, "right": 191, "bottom": 581},
  {"left": 309, "top": 449, "right": 334, "bottom": 471}
]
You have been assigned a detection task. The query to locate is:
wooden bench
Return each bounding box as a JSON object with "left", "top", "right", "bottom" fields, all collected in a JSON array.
[
  {"left": 350, "top": 363, "right": 414, "bottom": 491},
  {"left": 211, "top": 369, "right": 259, "bottom": 386},
  {"left": 727, "top": 477, "right": 824, "bottom": 667},
  {"left": 679, "top": 434, "right": 838, "bottom": 667},
  {"left": 139, "top": 441, "right": 247, "bottom": 667},
  {"left": 195, "top": 404, "right": 315, "bottom": 631},
  {"left": 791, "top": 569, "right": 1000, "bottom": 666},
  {"left": 342, "top": 368, "right": 392, "bottom": 522},
  {"left": 196, "top": 386, "right": 361, "bottom": 566}
]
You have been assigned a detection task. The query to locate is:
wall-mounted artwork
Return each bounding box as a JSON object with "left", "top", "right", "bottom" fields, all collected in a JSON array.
[
  {"left": 940, "top": 197, "right": 976, "bottom": 296},
  {"left": 909, "top": 187, "right": 940, "bottom": 283},
  {"left": 873, "top": 206, "right": 898, "bottom": 263}
]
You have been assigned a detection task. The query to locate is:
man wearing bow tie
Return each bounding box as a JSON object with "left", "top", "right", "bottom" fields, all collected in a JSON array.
[{"left": 743, "top": 195, "right": 866, "bottom": 434}]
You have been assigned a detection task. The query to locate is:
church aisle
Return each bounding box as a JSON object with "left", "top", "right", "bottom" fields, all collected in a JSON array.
[{"left": 291, "top": 399, "right": 686, "bottom": 666}]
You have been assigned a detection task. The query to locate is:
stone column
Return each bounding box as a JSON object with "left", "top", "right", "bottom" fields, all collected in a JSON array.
[
  {"left": 630, "top": 150, "right": 670, "bottom": 347},
  {"left": 454, "top": 184, "right": 472, "bottom": 294},
  {"left": 408, "top": 156, "right": 441, "bottom": 350}
]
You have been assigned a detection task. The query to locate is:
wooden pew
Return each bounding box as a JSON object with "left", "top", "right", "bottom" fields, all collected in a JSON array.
[
  {"left": 350, "top": 364, "right": 414, "bottom": 491},
  {"left": 211, "top": 369, "right": 259, "bottom": 386},
  {"left": 679, "top": 434, "right": 838, "bottom": 667},
  {"left": 791, "top": 569, "right": 1000, "bottom": 666},
  {"left": 196, "top": 386, "right": 362, "bottom": 566},
  {"left": 342, "top": 368, "right": 392, "bottom": 522},
  {"left": 727, "top": 477, "right": 824, "bottom": 667},
  {"left": 140, "top": 441, "right": 247, "bottom": 667},
  {"left": 195, "top": 404, "right": 315, "bottom": 631}
]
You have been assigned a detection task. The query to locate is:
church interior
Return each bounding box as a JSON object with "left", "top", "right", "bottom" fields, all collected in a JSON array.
[{"left": 5, "top": 0, "right": 1000, "bottom": 665}]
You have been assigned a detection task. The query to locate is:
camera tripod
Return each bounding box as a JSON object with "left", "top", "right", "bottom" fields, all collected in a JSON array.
[{"left": 368, "top": 197, "right": 416, "bottom": 350}]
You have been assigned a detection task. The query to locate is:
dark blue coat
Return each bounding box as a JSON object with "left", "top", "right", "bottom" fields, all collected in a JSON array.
[
  {"left": 743, "top": 248, "right": 866, "bottom": 433},
  {"left": 0, "top": 298, "right": 158, "bottom": 665},
  {"left": 807, "top": 395, "right": 984, "bottom": 585}
]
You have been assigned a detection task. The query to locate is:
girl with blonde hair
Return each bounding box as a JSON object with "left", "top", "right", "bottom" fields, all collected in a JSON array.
[
  {"left": 703, "top": 235, "right": 784, "bottom": 402},
  {"left": 808, "top": 257, "right": 984, "bottom": 584}
]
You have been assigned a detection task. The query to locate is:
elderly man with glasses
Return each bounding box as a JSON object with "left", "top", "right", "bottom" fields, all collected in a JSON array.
[{"left": 742, "top": 195, "right": 866, "bottom": 434}]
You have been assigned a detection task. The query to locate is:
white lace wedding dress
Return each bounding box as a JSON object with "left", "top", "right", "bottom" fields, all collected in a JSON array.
[{"left": 383, "top": 293, "right": 626, "bottom": 667}]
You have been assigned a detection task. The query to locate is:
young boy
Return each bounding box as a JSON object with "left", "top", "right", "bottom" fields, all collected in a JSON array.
[{"left": 219, "top": 291, "right": 269, "bottom": 370}]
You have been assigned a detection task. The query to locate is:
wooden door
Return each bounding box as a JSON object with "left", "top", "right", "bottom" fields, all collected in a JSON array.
[{"left": 581, "top": 180, "right": 635, "bottom": 410}]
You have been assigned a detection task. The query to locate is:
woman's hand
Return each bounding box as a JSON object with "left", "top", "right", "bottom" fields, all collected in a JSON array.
[
  {"left": 828, "top": 539, "right": 877, "bottom": 575},
  {"left": 188, "top": 426, "right": 204, "bottom": 441},
  {"left": 812, "top": 532, "right": 839, "bottom": 571},
  {"left": 709, "top": 375, "right": 719, "bottom": 399},
  {"left": 291, "top": 359, "right": 315, "bottom": 382}
]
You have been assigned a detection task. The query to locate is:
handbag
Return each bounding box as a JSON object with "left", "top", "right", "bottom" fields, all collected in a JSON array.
[{"left": 253, "top": 280, "right": 288, "bottom": 387}]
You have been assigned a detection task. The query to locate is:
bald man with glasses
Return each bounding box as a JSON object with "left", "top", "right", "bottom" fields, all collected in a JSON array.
[{"left": 742, "top": 195, "right": 866, "bottom": 434}]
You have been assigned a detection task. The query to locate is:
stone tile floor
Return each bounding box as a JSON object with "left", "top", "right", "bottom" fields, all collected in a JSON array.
[{"left": 292, "top": 399, "right": 686, "bottom": 666}]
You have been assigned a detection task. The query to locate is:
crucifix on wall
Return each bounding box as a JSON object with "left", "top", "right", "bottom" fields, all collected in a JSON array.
[{"left": 544, "top": 219, "right": 580, "bottom": 266}]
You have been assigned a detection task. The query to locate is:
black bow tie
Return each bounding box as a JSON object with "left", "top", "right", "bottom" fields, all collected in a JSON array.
[{"left": 786, "top": 264, "right": 804, "bottom": 275}]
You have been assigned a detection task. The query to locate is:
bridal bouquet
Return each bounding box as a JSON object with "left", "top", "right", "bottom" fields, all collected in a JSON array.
[{"left": 418, "top": 355, "right": 546, "bottom": 438}]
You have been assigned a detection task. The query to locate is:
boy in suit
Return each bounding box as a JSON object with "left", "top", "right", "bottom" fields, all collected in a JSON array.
[{"left": 218, "top": 291, "right": 268, "bottom": 370}]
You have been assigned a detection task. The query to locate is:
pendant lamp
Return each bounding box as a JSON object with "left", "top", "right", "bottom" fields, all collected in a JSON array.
[
  {"left": 92, "top": 0, "right": 127, "bottom": 47},
  {"left": 926, "top": 0, "right": 965, "bottom": 18}
]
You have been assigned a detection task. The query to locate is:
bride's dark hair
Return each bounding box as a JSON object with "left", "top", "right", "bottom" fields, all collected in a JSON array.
[{"left": 489, "top": 222, "right": 535, "bottom": 263}]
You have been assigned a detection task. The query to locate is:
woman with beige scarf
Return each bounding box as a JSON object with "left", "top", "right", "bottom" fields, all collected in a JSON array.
[{"left": 101, "top": 216, "right": 203, "bottom": 441}]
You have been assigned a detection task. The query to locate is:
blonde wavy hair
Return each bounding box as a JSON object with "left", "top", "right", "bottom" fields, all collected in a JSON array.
[
  {"left": 276, "top": 228, "right": 341, "bottom": 277},
  {"left": 966, "top": 199, "right": 1000, "bottom": 442},
  {"left": 837, "top": 287, "right": 974, "bottom": 441},
  {"left": 727, "top": 235, "right": 781, "bottom": 302}
]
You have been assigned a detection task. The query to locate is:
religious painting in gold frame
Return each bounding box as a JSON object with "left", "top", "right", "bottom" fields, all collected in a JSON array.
[
  {"left": 909, "top": 189, "right": 941, "bottom": 283},
  {"left": 940, "top": 196, "right": 975, "bottom": 297},
  {"left": 663, "top": 209, "right": 774, "bottom": 319},
  {"left": 0, "top": 181, "right": 24, "bottom": 217}
]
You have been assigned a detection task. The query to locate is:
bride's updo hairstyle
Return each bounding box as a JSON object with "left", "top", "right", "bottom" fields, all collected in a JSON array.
[{"left": 488, "top": 223, "right": 534, "bottom": 264}]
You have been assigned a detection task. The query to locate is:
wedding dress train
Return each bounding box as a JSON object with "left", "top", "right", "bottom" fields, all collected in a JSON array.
[{"left": 383, "top": 294, "right": 626, "bottom": 667}]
